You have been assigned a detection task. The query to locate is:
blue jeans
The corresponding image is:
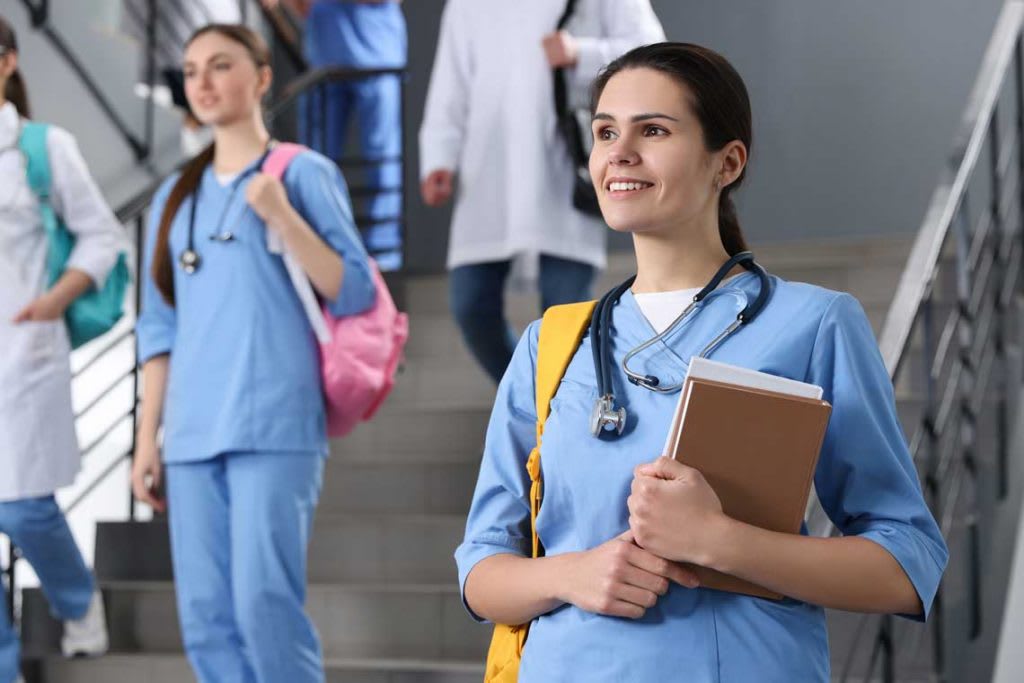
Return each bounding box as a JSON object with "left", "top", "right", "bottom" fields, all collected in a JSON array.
[
  {"left": 450, "top": 255, "right": 596, "bottom": 384},
  {"left": 0, "top": 496, "right": 94, "bottom": 683}
]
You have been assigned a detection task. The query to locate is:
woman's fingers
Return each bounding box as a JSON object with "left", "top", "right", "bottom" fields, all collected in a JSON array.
[
  {"left": 611, "top": 583, "right": 660, "bottom": 612},
  {"left": 624, "top": 541, "right": 700, "bottom": 589},
  {"left": 618, "top": 563, "right": 670, "bottom": 596}
]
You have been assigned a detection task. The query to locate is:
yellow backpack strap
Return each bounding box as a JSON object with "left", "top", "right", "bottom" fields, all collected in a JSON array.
[{"left": 526, "top": 301, "right": 597, "bottom": 558}]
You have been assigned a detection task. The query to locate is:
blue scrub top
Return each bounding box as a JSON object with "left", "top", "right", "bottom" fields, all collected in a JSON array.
[
  {"left": 456, "top": 272, "right": 949, "bottom": 682},
  {"left": 137, "top": 150, "right": 376, "bottom": 464},
  {"left": 306, "top": 1, "right": 407, "bottom": 68}
]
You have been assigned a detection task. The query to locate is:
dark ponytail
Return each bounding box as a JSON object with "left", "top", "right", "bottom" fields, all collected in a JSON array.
[
  {"left": 151, "top": 23, "right": 271, "bottom": 305},
  {"left": 153, "top": 143, "right": 215, "bottom": 305},
  {"left": 591, "top": 43, "right": 752, "bottom": 255},
  {"left": 0, "top": 16, "right": 30, "bottom": 118}
]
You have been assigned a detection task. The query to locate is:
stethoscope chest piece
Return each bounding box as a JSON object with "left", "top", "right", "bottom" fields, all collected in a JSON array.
[
  {"left": 590, "top": 395, "right": 627, "bottom": 437},
  {"left": 179, "top": 248, "right": 201, "bottom": 274}
]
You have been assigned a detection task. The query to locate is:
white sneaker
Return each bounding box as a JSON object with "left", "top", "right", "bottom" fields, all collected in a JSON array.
[{"left": 61, "top": 590, "right": 108, "bottom": 658}]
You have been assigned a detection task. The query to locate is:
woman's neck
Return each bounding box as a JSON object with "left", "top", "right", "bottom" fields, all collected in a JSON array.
[
  {"left": 212, "top": 115, "right": 271, "bottom": 174},
  {"left": 631, "top": 216, "right": 741, "bottom": 294}
]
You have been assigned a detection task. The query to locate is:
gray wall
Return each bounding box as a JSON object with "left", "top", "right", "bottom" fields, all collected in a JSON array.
[
  {"left": 8, "top": 0, "right": 1008, "bottom": 271},
  {"left": 402, "top": 0, "right": 1006, "bottom": 272}
]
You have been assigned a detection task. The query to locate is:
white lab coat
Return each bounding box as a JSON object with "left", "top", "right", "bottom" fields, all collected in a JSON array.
[
  {"left": 0, "top": 102, "right": 125, "bottom": 502},
  {"left": 419, "top": 0, "right": 665, "bottom": 271}
]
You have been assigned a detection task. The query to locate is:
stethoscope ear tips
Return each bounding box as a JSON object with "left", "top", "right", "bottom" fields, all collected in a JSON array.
[{"left": 590, "top": 395, "right": 627, "bottom": 437}]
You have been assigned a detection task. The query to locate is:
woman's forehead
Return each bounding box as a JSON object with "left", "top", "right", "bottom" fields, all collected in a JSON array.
[{"left": 597, "top": 68, "right": 691, "bottom": 118}]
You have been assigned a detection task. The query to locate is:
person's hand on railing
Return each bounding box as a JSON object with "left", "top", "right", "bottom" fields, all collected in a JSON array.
[
  {"left": 421, "top": 169, "right": 455, "bottom": 207},
  {"left": 131, "top": 433, "right": 166, "bottom": 514}
]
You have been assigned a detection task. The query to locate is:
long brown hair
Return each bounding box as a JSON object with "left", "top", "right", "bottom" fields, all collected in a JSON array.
[
  {"left": 152, "top": 24, "right": 270, "bottom": 305},
  {"left": 0, "top": 16, "right": 30, "bottom": 118},
  {"left": 591, "top": 43, "right": 752, "bottom": 256}
]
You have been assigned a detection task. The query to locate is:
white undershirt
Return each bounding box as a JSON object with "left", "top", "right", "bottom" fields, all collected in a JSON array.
[
  {"left": 633, "top": 287, "right": 703, "bottom": 334},
  {"left": 633, "top": 275, "right": 740, "bottom": 334},
  {"left": 215, "top": 171, "right": 240, "bottom": 187}
]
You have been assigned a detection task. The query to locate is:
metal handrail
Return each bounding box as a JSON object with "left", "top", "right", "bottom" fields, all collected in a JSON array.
[
  {"left": 17, "top": 0, "right": 150, "bottom": 160},
  {"left": 829, "top": 3, "right": 1024, "bottom": 681},
  {"left": 877, "top": 2, "right": 1024, "bottom": 379},
  {"left": 267, "top": 65, "right": 405, "bottom": 120}
]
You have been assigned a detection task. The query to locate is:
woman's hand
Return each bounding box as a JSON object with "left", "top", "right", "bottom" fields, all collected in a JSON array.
[
  {"left": 628, "top": 457, "right": 725, "bottom": 565},
  {"left": 12, "top": 291, "right": 67, "bottom": 322},
  {"left": 131, "top": 432, "right": 166, "bottom": 514},
  {"left": 246, "top": 173, "right": 294, "bottom": 228},
  {"left": 561, "top": 531, "right": 699, "bottom": 619}
]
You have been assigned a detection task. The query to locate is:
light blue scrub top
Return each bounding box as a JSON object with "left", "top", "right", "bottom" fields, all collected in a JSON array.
[
  {"left": 306, "top": 1, "right": 407, "bottom": 68},
  {"left": 137, "top": 151, "right": 376, "bottom": 464},
  {"left": 456, "top": 273, "right": 949, "bottom": 682}
]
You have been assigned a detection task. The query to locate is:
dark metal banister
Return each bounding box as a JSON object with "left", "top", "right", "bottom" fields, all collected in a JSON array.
[
  {"left": 267, "top": 65, "right": 405, "bottom": 120},
  {"left": 878, "top": 1, "right": 1024, "bottom": 378},
  {"left": 17, "top": 0, "right": 151, "bottom": 161}
]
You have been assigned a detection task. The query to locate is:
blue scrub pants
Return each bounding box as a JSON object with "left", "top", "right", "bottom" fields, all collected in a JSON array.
[
  {"left": 166, "top": 451, "right": 325, "bottom": 683},
  {"left": 449, "top": 254, "right": 597, "bottom": 384},
  {"left": 300, "top": 3, "right": 405, "bottom": 271},
  {"left": 0, "top": 496, "right": 95, "bottom": 683}
]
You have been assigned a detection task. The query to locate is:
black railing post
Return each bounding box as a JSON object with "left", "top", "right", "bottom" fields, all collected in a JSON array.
[
  {"left": 130, "top": 215, "right": 145, "bottom": 521},
  {"left": 144, "top": 0, "right": 157, "bottom": 162}
]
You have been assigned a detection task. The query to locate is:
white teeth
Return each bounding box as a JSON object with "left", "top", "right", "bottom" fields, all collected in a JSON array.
[{"left": 609, "top": 181, "right": 651, "bottom": 192}]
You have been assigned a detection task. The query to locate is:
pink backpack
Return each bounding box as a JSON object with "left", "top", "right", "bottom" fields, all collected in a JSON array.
[{"left": 263, "top": 143, "right": 409, "bottom": 437}]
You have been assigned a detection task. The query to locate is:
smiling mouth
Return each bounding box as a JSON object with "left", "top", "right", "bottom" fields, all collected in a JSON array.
[{"left": 607, "top": 181, "right": 654, "bottom": 194}]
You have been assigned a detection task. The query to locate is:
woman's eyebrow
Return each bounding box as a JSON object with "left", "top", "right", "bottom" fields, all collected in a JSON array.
[
  {"left": 592, "top": 112, "right": 680, "bottom": 123},
  {"left": 183, "top": 52, "right": 232, "bottom": 69}
]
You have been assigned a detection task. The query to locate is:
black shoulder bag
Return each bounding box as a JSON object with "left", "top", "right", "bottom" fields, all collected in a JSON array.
[{"left": 553, "top": 0, "right": 603, "bottom": 218}]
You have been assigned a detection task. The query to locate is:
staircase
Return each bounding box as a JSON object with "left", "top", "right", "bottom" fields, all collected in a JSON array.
[{"left": 14, "top": 236, "right": 932, "bottom": 682}]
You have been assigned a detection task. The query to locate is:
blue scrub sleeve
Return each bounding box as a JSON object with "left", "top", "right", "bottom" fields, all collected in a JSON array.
[
  {"left": 136, "top": 177, "right": 178, "bottom": 364},
  {"left": 454, "top": 321, "right": 541, "bottom": 623},
  {"left": 283, "top": 152, "right": 377, "bottom": 317},
  {"left": 807, "top": 294, "right": 949, "bottom": 621}
]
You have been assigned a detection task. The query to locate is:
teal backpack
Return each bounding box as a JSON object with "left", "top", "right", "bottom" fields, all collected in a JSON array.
[{"left": 18, "top": 122, "right": 129, "bottom": 349}]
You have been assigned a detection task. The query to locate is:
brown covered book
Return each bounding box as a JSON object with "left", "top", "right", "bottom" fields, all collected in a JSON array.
[{"left": 665, "top": 359, "right": 832, "bottom": 600}]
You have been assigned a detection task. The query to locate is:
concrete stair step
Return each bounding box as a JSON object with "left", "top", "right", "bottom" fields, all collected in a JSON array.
[
  {"left": 20, "top": 581, "right": 490, "bottom": 662},
  {"left": 319, "top": 462, "right": 478, "bottom": 516},
  {"left": 95, "top": 516, "right": 466, "bottom": 585},
  {"left": 26, "top": 653, "right": 483, "bottom": 683},
  {"left": 332, "top": 405, "right": 490, "bottom": 463}
]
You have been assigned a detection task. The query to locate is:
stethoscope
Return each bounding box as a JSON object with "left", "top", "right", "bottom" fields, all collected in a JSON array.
[
  {"left": 589, "top": 251, "right": 773, "bottom": 437},
  {"left": 179, "top": 145, "right": 274, "bottom": 274}
]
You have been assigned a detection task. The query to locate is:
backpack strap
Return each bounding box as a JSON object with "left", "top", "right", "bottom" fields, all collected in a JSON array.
[
  {"left": 527, "top": 300, "right": 597, "bottom": 558},
  {"left": 19, "top": 122, "right": 66, "bottom": 284},
  {"left": 18, "top": 121, "right": 52, "bottom": 200}
]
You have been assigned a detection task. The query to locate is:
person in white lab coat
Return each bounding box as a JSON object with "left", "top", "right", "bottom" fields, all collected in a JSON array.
[
  {"left": 0, "top": 16, "right": 119, "bottom": 683},
  {"left": 419, "top": 0, "right": 664, "bottom": 383}
]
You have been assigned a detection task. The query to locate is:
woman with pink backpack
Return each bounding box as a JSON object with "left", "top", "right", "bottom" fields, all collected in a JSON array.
[{"left": 131, "top": 23, "right": 399, "bottom": 683}]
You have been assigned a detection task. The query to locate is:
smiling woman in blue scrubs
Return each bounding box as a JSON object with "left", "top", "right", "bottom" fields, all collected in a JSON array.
[
  {"left": 131, "top": 24, "right": 375, "bottom": 683},
  {"left": 456, "top": 43, "right": 949, "bottom": 682}
]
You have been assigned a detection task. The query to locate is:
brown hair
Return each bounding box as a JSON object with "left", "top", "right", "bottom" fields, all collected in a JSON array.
[
  {"left": 152, "top": 24, "right": 270, "bottom": 305},
  {"left": 0, "top": 16, "right": 30, "bottom": 118},
  {"left": 591, "top": 43, "right": 752, "bottom": 256}
]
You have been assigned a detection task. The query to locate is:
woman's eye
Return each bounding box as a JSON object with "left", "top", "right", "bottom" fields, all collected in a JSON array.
[
  {"left": 644, "top": 125, "right": 667, "bottom": 137},
  {"left": 597, "top": 128, "right": 618, "bottom": 141},
  {"left": 213, "top": 62, "right": 232, "bottom": 71},
  {"left": 183, "top": 69, "right": 196, "bottom": 79}
]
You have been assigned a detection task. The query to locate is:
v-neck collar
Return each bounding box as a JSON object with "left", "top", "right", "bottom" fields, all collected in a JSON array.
[{"left": 612, "top": 271, "right": 759, "bottom": 392}]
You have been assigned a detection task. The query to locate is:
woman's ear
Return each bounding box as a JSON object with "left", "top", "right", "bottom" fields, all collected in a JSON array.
[
  {"left": 0, "top": 50, "right": 18, "bottom": 79},
  {"left": 718, "top": 140, "right": 748, "bottom": 190},
  {"left": 257, "top": 64, "right": 273, "bottom": 99}
]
